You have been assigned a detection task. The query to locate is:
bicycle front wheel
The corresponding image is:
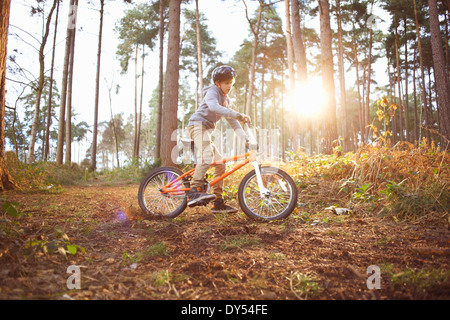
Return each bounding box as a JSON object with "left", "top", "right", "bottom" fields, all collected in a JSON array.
[
  {"left": 138, "top": 167, "right": 187, "bottom": 218},
  {"left": 238, "top": 166, "right": 298, "bottom": 220}
]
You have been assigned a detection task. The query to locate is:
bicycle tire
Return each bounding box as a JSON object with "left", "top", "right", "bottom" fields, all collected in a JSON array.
[
  {"left": 238, "top": 166, "right": 298, "bottom": 220},
  {"left": 138, "top": 167, "right": 187, "bottom": 218}
]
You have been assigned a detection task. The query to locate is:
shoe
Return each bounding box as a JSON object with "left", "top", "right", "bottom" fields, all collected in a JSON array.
[
  {"left": 187, "top": 187, "right": 216, "bottom": 207},
  {"left": 211, "top": 198, "right": 238, "bottom": 214}
]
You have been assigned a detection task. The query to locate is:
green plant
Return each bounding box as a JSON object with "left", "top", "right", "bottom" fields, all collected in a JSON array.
[
  {"left": 23, "top": 229, "right": 85, "bottom": 257},
  {"left": 352, "top": 183, "right": 376, "bottom": 202},
  {"left": 121, "top": 241, "right": 170, "bottom": 265},
  {"left": 1, "top": 200, "right": 21, "bottom": 217},
  {"left": 220, "top": 235, "right": 260, "bottom": 251},
  {"left": 289, "top": 272, "right": 323, "bottom": 298},
  {"left": 122, "top": 251, "right": 140, "bottom": 265},
  {"left": 381, "top": 263, "right": 450, "bottom": 293},
  {"left": 148, "top": 241, "right": 170, "bottom": 257},
  {"left": 381, "top": 179, "right": 449, "bottom": 219},
  {"left": 152, "top": 270, "right": 189, "bottom": 287}
]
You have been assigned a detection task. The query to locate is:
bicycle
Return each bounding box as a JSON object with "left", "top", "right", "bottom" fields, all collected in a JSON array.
[{"left": 137, "top": 124, "right": 298, "bottom": 221}]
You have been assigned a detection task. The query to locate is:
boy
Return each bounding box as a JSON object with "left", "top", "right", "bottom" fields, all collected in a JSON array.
[{"left": 186, "top": 65, "right": 251, "bottom": 213}]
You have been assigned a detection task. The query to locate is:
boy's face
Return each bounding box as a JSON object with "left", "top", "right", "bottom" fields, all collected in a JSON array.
[{"left": 216, "top": 78, "right": 235, "bottom": 96}]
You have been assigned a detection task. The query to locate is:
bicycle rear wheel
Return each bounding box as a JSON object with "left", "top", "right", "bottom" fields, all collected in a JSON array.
[
  {"left": 238, "top": 166, "right": 298, "bottom": 220},
  {"left": 138, "top": 167, "right": 187, "bottom": 218}
]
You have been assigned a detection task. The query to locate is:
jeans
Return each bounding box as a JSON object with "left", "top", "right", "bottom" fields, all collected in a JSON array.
[{"left": 187, "top": 125, "right": 225, "bottom": 200}]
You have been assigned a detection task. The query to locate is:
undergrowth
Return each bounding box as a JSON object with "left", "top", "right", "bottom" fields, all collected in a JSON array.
[
  {"left": 5, "top": 138, "right": 449, "bottom": 221},
  {"left": 6, "top": 152, "right": 84, "bottom": 192},
  {"left": 280, "top": 138, "right": 449, "bottom": 220}
]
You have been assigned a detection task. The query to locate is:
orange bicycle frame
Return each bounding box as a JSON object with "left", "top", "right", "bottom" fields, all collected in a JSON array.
[{"left": 161, "top": 150, "right": 257, "bottom": 195}]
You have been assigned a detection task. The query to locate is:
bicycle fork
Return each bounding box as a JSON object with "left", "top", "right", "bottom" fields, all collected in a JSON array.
[{"left": 251, "top": 160, "right": 270, "bottom": 197}]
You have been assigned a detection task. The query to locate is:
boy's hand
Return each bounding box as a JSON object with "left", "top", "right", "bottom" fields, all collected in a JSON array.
[
  {"left": 245, "top": 138, "right": 258, "bottom": 151},
  {"left": 239, "top": 113, "right": 251, "bottom": 123}
]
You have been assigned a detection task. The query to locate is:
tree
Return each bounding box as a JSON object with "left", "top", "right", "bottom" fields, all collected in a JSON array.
[
  {"left": 65, "top": 0, "right": 78, "bottom": 166},
  {"left": 412, "top": 0, "right": 430, "bottom": 141},
  {"left": 180, "top": 8, "right": 221, "bottom": 89},
  {"left": 342, "top": 0, "right": 370, "bottom": 146},
  {"left": 284, "top": 0, "right": 295, "bottom": 91},
  {"left": 318, "top": 0, "right": 337, "bottom": 154},
  {"left": 90, "top": 0, "right": 105, "bottom": 171},
  {"left": 155, "top": 0, "right": 166, "bottom": 161},
  {"left": 160, "top": 0, "right": 181, "bottom": 167},
  {"left": 0, "top": 0, "right": 18, "bottom": 191},
  {"left": 27, "top": 0, "right": 58, "bottom": 164},
  {"left": 195, "top": 0, "right": 204, "bottom": 100},
  {"left": 104, "top": 77, "right": 120, "bottom": 167},
  {"left": 20, "top": 77, "right": 60, "bottom": 161},
  {"left": 115, "top": 2, "right": 158, "bottom": 161},
  {"left": 56, "top": 0, "right": 76, "bottom": 165},
  {"left": 242, "top": 0, "right": 280, "bottom": 123},
  {"left": 290, "top": 0, "right": 307, "bottom": 83},
  {"left": 335, "top": 0, "right": 348, "bottom": 150},
  {"left": 242, "top": 0, "right": 264, "bottom": 118},
  {"left": 44, "top": 0, "right": 60, "bottom": 161},
  {"left": 428, "top": 0, "right": 450, "bottom": 142}
]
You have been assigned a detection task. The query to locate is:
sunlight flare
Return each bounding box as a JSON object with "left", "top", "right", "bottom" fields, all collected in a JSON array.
[{"left": 286, "top": 78, "right": 326, "bottom": 117}]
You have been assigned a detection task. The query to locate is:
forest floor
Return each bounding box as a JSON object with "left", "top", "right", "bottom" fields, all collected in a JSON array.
[{"left": 1, "top": 174, "right": 449, "bottom": 301}]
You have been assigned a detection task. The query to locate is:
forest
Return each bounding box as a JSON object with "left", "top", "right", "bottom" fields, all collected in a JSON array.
[{"left": 0, "top": 0, "right": 449, "bottom": 301}]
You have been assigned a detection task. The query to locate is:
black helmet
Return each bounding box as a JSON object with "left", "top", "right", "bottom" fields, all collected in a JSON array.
[{"left": 212, "top": 65, "right": 236, "bottom": 83}]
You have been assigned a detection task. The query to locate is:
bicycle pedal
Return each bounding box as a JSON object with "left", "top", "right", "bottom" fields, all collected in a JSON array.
[{"left": 188, "top": 199, "right": 212, "bottom": 208}]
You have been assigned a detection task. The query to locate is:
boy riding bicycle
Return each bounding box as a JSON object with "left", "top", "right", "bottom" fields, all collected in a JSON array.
[{"left": 186, "top": 65, "right": 251, "bottom": 213}]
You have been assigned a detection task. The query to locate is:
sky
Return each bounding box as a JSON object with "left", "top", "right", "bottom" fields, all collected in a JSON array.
[
  {"left": 6, "top": 0, "right": 389, "bottom": 161},
  {"left": 7, "top": 0, "right": 260, "bottom": 125}
]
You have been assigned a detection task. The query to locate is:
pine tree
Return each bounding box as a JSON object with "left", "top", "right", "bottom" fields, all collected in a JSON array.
[{"left": 0, "top": 0, "right": 18, "bottom": 191}]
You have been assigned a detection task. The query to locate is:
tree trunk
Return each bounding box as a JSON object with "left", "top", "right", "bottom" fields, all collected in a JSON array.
[
  {"left": 290, "top": 0, "right": 307, "bottom": 83},
  {"left": 355, "top": 41, "right": 364, "bottom": 145},
  {"left": 429, "top": 0, "right": 450, "bottom": 142},
  {"left": 0, "top": 0, "right": 19, "bottom": 191},
  {"left": 137, "top": 43, "right": 145, "bottom": 159},
  {"left": 404, "top": 15, "right": 410, "bottom": 142},
  {"left": 284, "top": 0, "right": 295, "bottom": 91},
  {"left": 260, "top": 60, "right": 265, "bottom": 129},
  {"left": 56, "top": 0, "right": 76, "bottom": 165},
  {"left": 336, "top": 0, "right": 348, "bottom": 151},
  {"left": 394, "top": 14, "right": 404, "bottom": 141},
  {"left": 65, "top": 0, "right": 77, "bottom": 166},
  {"left": 27, "top": 0, "right": 57, "bottom": 164},
  {"left": 106, "top": 79, "right": 120, "bottom": 168},
  {"left": 243, "top": 0, "right": 263, "bottom": 117},
  {"left": 90, "top": 0, "right": 104, "bottom": 171},
  {"left": 413, "top": 46, "right": 419, "bottom": 143},
  {"left": 133, "top": 44, "right": 138, "bottom": 159},
  {"left": 195, "top": 0, "right": 203, "bottom": 105},
  {"left": 413, "top": 0, "right": 430, "bottom": 142},
  {"left": 387, "top": 55, "right": 396, "bottom": 143},
  {"left": 156, "top": 0, "right": 165, "bottom": 161},
  {"left": 318, "top": 0, "right": 337, "bottom": 154},
  {"left": 365, "top": 1, "right": 374, "bottom": 142},
  {"left": 45, "top": 0, "right": 60, "bottom": 161},
  {"left": 160, "top": 0, "right": 181, "bottom": 167}
]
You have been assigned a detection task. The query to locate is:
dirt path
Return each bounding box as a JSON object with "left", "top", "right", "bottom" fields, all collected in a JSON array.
[{"left": 1, "top": 182, "right": 449, "bottom": 300}]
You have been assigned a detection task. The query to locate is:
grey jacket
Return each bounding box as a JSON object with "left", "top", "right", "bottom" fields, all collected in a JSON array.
[{"left": 188, "top": 85, "right": 248, "bottom": 141}]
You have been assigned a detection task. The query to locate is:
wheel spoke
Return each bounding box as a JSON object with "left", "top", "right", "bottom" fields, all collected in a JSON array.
[
  {"left": 242, "top": 170, "right": 294, "bottom": 219},
  {"left": 141, "top": 170, "right": 186, "bottom": 216}
]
